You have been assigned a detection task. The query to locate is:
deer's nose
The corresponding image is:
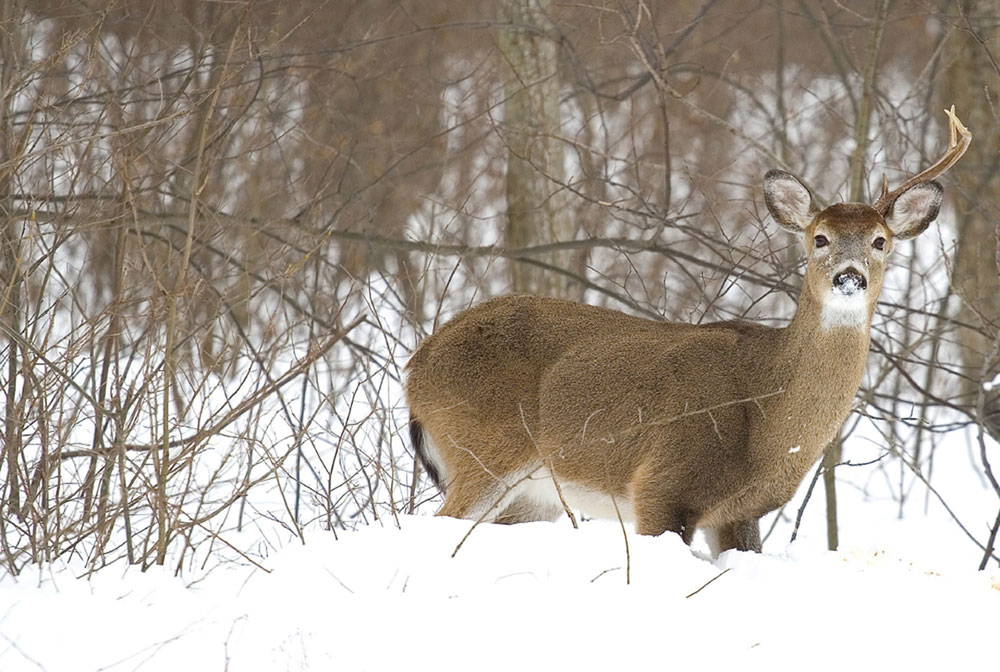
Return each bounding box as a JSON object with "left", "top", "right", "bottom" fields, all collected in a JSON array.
[{"left": 832, "top": 268, "right": 867, "bottom": 295}]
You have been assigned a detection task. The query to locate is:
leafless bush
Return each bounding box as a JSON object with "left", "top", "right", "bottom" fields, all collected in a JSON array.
[{"left": 1, "top": 1, "right": 998, "bottom": 575}]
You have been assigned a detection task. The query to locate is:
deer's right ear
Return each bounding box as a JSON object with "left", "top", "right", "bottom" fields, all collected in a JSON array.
[{"left": 763, "top": 169, "right": 818, "bottom": 233}]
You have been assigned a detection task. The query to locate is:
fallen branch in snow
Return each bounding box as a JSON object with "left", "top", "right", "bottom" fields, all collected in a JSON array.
[
  {"left": 589, "top": 567, "right": 622, "bottom": 583},
  {"left": 685, "top": 568, "right": 732, "bottom": 598}
]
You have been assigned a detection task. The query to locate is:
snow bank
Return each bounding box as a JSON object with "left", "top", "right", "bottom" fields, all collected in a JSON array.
[{"left": 2, "top": 515, "right": 997, "bottom": 671}]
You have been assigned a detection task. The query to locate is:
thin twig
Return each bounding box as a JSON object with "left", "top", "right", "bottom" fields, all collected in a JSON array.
[
  {"left": 451, "top": 469, "right": 541, "bottom": 558},
  {"left": 685, "top": 568, "right": 732, "bottom": 598},
  {"left": 610, "top": 493, "right": 631, "bottom": 585},
  {"left": 790, "top": 461, "right": 825, "bottom": 544},
  {"left": 519, "top": 403, "right": 578, "bottom": 529}
]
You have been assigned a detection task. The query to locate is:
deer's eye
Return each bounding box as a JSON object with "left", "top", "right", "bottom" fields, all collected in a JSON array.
[
  {"left": 814, "top": 235, "right": 829, "bottom": 248},
  {"left": 873, "top": 236, "right": 886, "bottom": 250}
]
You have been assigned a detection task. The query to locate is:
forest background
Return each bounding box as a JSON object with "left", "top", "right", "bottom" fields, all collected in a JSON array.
[{"left": 1, "top": 0, "right": 998, "bottom": 576}]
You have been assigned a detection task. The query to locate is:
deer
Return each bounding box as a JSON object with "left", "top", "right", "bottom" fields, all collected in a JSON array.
[{"left": 405, "top": 108, "right": 971, "bottom": 555}]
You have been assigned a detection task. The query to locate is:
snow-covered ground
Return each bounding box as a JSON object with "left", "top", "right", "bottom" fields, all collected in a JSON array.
[
  {"left": 2, "top": 506, "right": 998, "bottom": 671},
  {"left": 2, "top": 378, "right": 998, "bottom": 671}
]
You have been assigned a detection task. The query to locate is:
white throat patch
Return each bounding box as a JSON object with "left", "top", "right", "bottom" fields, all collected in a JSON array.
[{"left": 821, "top": 294, "right": 868, "bottom": 330}]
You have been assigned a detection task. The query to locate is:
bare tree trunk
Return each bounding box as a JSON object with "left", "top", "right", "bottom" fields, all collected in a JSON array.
[
  {"left": 499, "top": 0, "right": 579, "bottom": 298},
  {"left": 819, "top": 0, "right": 890, "bottom": 552},
  {"left": 846, "top": 0, "right": 890, "bottom": 202},
  {"left": 774, "top": 0, "right": 790, "bottom": 165},
  {"left": 0, "top": 0, "right": 25, "bottom": 517},
  {"left": 946, "top": 5, "right": 1000, "bottom": 442}
]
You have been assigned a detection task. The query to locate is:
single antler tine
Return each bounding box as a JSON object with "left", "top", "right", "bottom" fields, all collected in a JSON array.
[
  {"left": 944, "top": 105, "right": 970, "bottom": 150},
  {"left": 946, "top": 105, "right": 958, "bottom": 148},
  {"left": 880, "top": 172, "right": 888, "bottom": 199}
]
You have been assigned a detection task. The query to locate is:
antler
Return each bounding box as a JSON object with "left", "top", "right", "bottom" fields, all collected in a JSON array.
[{"left": 872, "top": 105, "right": 972, "bottom": 215}]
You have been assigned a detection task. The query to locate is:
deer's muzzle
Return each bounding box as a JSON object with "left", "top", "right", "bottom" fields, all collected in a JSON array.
[{"left": 832, "top": 268, "right": 867, "bottom": 295}]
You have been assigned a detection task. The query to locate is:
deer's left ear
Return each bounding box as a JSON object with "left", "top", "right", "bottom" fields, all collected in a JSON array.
[{"left": 884, "top": 181, "right": 943, "bottom": 240}]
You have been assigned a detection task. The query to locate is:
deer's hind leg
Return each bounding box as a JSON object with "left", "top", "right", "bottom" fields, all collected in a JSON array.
[
  {"left": 428, "top": 424, "right": 542, "bottom": 523},
  {"left": 435, "top": 471, "right": 501, "bottom": 521},
  {"left": 437, "top": 480, "right": 558, "bottom": 524},
  {"left": 494, "top": 495, "right": 563, "bottom": 525},
  {"left": 437, "top": 463, "right": 564, "bottom": 524}
]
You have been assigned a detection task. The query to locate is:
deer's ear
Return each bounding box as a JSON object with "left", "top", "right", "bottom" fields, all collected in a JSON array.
[
  {"left": 883, "top": 181, "right": 943, "bottom": 240},
  {"left": 764, "top": 169, "right": 818, "bottom": 233}
]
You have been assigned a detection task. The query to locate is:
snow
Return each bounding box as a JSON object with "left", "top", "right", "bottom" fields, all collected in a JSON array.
[
  {"left": 833, "top": 277, "right": 863, "bottom": 295},
  {"left": 985, "top": 371, "right": 1000, "bottom": 392},
  {"left": 2, "top": 514, "right": 998, "bottom": 672}
]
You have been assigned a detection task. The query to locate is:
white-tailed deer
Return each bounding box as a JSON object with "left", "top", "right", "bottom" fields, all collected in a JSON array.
[{"left": 406, "top": 108, "right": 971, "bottom": 554}]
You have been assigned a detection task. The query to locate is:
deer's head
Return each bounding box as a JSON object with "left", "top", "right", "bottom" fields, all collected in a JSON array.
[{"left": 762, "top": 107, "right": 970, "bottom": 330}]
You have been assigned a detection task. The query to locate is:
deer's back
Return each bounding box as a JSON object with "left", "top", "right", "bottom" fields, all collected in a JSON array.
[
  {"left": 407, "top": 294, "right": 765, "bottom": 468},
  {"left": 407, "top": 294, "right": 697, "bottom": 411}
]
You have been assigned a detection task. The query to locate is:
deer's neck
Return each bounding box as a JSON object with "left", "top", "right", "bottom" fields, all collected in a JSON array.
[{"left": 758, "top": 288, "right": 872, "bottom": 464}]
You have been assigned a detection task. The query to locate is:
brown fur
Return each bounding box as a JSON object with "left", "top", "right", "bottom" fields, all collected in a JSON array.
[{"left": 405, "top": 172, "right": 943, "bottom": 554}]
